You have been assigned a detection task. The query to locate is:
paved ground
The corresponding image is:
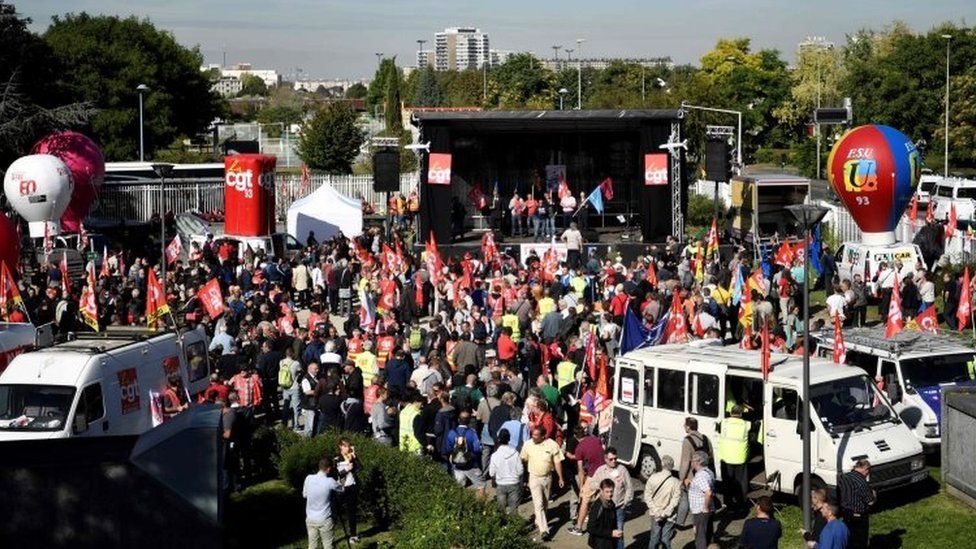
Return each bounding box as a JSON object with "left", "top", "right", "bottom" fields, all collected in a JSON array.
[{"left": 504, "top": 472, "right": 749, "bottom": 548}]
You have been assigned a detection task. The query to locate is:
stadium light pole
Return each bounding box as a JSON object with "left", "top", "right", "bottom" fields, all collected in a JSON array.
[
  {"left": 136, "top": 84, "right": 149, "bottom": 161},
  {"left": 152, "top": 163, "right": 175, "bottom": 297},
  {"left": 576, "top": 38, "right": 585, "bottom": 109},
  {"left": 943, "top": 34, "right": 952, "bottom": 178},
  {"left": 785, "top": 203, "right": 829, "bottom": 533}
]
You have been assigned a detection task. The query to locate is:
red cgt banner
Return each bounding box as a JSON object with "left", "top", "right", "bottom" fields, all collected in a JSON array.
[
  {"left": 224, "top": 154, "right": 277, "bottom": 236},
  {"left": 197, "top": 278, "right": 225, "bottom": 319},
  {"left": 427, "top": 153, "right": 452, "bottom": 185},
  {"left": 644, "top": 153, "right": 668, "bottom": 186}
]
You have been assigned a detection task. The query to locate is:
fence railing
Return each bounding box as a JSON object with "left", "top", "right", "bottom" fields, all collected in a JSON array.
[{"left": 90, "top": 173, "right": 419, "bottom": 223}]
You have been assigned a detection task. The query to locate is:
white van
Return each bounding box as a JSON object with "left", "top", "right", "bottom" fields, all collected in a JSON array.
[
  {"left": 814, "top": 326, "right": 975, "bottom": 451},
  {"left": 0, "top": 327, "right": 210, "bottom": 440},
  {"left": 931, "top": 177, "right": 976, "bottom": 222},
  {"left": 916, "top": 169, "right": 942, "bottom": 208},
  {"left": 186, "top": 233, "right": 305, "bottom": 262},
  {"left": 610, "top": 343, "right": 927, "bottom": 495},
  {"left": 0, "top": 322, "right": 54, "bottom": 373},
  {"left": 834, "top": 241, "right": 924, "bottom": 291}
]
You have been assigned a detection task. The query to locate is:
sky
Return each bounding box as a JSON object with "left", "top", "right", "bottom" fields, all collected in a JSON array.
[{"left": 20, "top": 0, "right": 975, "bottom": 80}]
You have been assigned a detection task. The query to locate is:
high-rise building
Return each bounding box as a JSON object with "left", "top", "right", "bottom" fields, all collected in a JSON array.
[
  {"left": 432, "top": 27, "right": 490, "bottom": 71},
  {"left": 417, "top": 50, "right": 435, "bottom": 69}
]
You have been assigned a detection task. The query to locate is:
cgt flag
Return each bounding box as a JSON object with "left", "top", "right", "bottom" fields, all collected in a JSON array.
[
  {"left": 79, "top": 286, "right": 99, "bottom": 332},
  {"left": 885, "top": 277, "right": 904, "bottom": 338},
  {"left": 957, "top": 266, "right": 971, "bottom": 331},
  {"left": 165, "top": 237, "right": 183, "bottom": 266},
  {"left": 197, "top": 278, "right": 226, "bottom": 319},
  {"left": 915, "top": 305, "right": 938, "bottom": 335},
  {"left": 146, "top": 268, "right": 170, "bottom": 330}
]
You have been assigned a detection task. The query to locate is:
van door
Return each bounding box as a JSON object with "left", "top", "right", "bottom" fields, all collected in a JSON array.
[
  {"left": 610, "top": 360, "right": 641, "bottom": 465},
  {"left": 764, "top": 384, "right": 805, "bottom": 493},
  {"left": 686, "top": 361, "right": 726, "bottom": 474},
  {"left": 73, "top": 382, "right": 107, "bottom": 436}
]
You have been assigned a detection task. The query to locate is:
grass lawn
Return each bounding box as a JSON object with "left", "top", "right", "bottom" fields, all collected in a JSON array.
[{"left": 773, "top": 467, "right": 976, "bottom": 549}]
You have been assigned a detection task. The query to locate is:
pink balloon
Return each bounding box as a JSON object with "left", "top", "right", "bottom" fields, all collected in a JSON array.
[
  {"left": 32, "top": 131, "right": 105, "bottom": 232},
  {"left": 0, "top": 214, "right": 20, "bottom": 273}
]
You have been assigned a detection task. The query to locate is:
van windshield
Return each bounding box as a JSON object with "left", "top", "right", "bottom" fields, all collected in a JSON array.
[
  {"left": 0, "top": 385, "right": 75, "bottom": 431},
  {"left": 811, "top": 375, "right": 894, "bottom": 434},
  {"left": 920, "top": 181, "right": 936, "bottom": 193},
  {"left": 901, "top": 354, "right": 976, "bottom": 388}
]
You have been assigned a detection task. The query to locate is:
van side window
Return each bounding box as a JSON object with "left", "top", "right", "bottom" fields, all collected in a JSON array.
[
  {"left": 643, "top": 367, "right": 655, "bottom": 407},
  {"left": 772, "top": 387, "right": 798, "bottom": 420},
  {"left": 185, "top": 341, "right": 209, "bottom": 383},
  {"left": 880, "top": 360, "right": 901, "bottom": 403},
  {"left": 618, "top": 367, "right": 639, "bottom": 406},
  {"left": 690, "top": 372, "right": 719, "bottom": 417},
  {"left": 844, "top": 349, "right": 877, "bottom": 374},
  {"left": 657, "top": 368, "right": 685, "bottom": 412},
  {"left": 78, "top": 384, "right": 105, "bottom": 424}
]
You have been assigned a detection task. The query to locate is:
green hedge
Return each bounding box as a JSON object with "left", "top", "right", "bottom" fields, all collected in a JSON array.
[{"left": 278, "top": 430, "right": 539, "bottom": 548}]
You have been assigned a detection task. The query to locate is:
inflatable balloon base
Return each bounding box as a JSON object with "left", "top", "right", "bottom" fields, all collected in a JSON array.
[{"left": 861, "top": 231, "right": 897, "bottom": 246}]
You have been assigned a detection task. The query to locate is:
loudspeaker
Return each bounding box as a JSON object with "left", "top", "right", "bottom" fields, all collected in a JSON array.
[
  {"left": 705, "top": 139, "right": 729, "bottom": 182},
  {"left": 373, "top": 150, "right": 400, "bottom": 192}
]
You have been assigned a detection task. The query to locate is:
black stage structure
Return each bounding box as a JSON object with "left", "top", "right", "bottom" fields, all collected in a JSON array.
[{"left": 413, "top": 110, "right": 686, "bottom": 248}]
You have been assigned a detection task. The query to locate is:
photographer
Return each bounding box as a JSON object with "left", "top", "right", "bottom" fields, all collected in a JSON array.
[{"left": 335, "top": 438, "right": 362, "bottom": 544}]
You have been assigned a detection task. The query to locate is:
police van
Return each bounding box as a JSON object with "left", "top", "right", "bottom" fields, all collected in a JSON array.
[
  {"left": 814, "top": 326, "right": 975, "bottom": 451},
  {"left": 609, "top": 343, "right": 927, "bottom": 496},
  {"left": 834, "top": 241, "right": 924, "bottom": 291},
  {"left": 0, "top": 327, "right": 210, "bottom": 440}
]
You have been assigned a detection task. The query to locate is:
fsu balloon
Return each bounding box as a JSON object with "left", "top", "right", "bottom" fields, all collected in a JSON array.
[{"left": 827, "top": 124, "right": 921, "bottom": 244}]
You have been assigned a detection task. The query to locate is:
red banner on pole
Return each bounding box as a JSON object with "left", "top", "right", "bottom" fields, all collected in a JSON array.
[{"left": 197, "top": 278, "right": 225, "bottom": 319}]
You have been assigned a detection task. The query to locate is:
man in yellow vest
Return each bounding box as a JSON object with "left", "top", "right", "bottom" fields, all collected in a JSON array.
[
  {"left": 717, "top": 405, "right": 750, "bottom": 513},
  {"left": 502, "top": 311, "right": 521, "bottom": 343},
  {"left": 556, "top": 357, "right": 578, "bottom": 390},
  {"left": 399, "top": 394, "right": 425, "bottom": 455},
  {"left": 356, "top": 340, "right": 378, "bottom": 386}
]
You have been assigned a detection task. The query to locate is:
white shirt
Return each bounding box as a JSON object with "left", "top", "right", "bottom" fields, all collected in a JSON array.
[
  {"left": 303, "top": 472, "right": 341, "bottom": 522},
  {"left": 920, "top": 281, "right": 936, "bottom": 303},
  {"left": 826, "top": 293, "right": 847, "bottom": 318}
]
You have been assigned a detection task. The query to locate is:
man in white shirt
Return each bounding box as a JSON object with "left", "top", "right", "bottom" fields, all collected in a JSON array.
[
  {"left": 303, "top": 456, "right": 342, "bottom": 549},
  {"left": 826, "top": 285, "right": 847, "bottom": 320},
  {"left": 562, "top": 222, "right": 584, "bottom": 270},
  {"left": 560, "top": 193, "right": 578, "bottom": 230},
  {"left": 489, "top": 428, "right": 525, "bottom": 513},
  {"left": 918, "top": 271, "right": 936, "bottom": 310}
]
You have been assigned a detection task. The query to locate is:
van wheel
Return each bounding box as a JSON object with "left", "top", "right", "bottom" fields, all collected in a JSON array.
[
  {"left": 638, "top": 446, "right": 660, "bottom": 481},
  {"left": 793, "top": 475, "right": 827, "bottom": 501}
]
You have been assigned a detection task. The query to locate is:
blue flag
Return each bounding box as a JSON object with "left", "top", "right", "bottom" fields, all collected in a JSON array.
[
  {"left": 760, "top": 243, "right": 772, "bottom": 279},
  {"left": 586, "top": 186, "right": 604, "bottom": 214},
  {"left": 731, "top": 266, "right": 744, "bottom": 306},
  {"left": 810, "top": 224, "right": 823, "bottom": 274},
  {"left": 619, "top": 307, "right": 668, "bottom": 355}
]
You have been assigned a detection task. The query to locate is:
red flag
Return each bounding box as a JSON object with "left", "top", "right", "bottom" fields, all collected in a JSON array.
[
  {"left": 60, "top": 254, "right": 70, "bottom": 295},
  {"left": 908, "top": 194, "right": 918, "bottom": 230},
  {"left": 425, "top": 231, "right": 444, "bottom": 284},
  {"left": 85, "top": 261, "right": 96, "bottom": 290},
  {"left": 748, "top": 268, "right": 766, "bottom": 295},
  {"left": 196, "top": 278, "right": 226, "bottom": 319},
  {"left": 663, "top": 290, "right": 689, "bottom": 344},
  {"left": 739, "top": 325, "right": 753, "bottom": 349},
  {"left": 925, "top": 200, "right": 935, "bottom": 224},
  {"left": 885, "top": 278, "right": 904, "bottom": 338},
  {"left": 0, "top": 262, "right": 24, "bottom": 320},
  {"left": 78, "top": 286, "right": 99, "bottom": 331},
  {"left": 100, "top": 246, "right": 110, "bottom": 279},
  {"left": 706, "top": 218, "right": 719, "bottom": 258},
  {"left": 957, "top": 266, "right": 971, "bottom": 331},
  {"left": 916, "top": 305, "right": 939, "bottom": 334},
  {"left": 760, "top": 320, "right": 771, "bottom": 382},
  {"left": 645, "top": 260, "right": 658, "bottom": 287},
  {"left": 946, "top": 203, "right": 957, "bottom": 241},
  {"left": 792, "top": 238, "right": 808, "bottom": 263},
  {"left": 413, "top": 272, "right": 425, "bottom": 308},
  {"left": 146, "top": 268, "right": 170, "bottom": 329},
  {"left": 595, "top": 354, "right": 610, "bottom": 399},
  {"left": 774, "top": 241, "right": 794, "bottom": 267},
  {"left": 165, "top": 237, "right": 182, "bottom": 265},
  {"left": 693, "top": 314, "right": 705, "bottom": 338},
  {"left": 557, "top": 179, "right": 570, "bottom": 200},
  {"left": 381, "top": 243, "right": 401, "bottom": 274},
  {"left": 468, "top": 183, "right": 486, "bottom": 210},
  {"left": 300, "top": 163, "right": 311, "bottom": 194},
  {"left": 584, "top": 328, "right": 597, "bottom": 381},
  {"left": 481, "top": 232, "right": 498, "bottom": 263},
  {"left": 599, "top": 177, "right": 614, "bottom": 200},
  {"left": 832, "top": 314, "right": 846, "bottom": 364}
]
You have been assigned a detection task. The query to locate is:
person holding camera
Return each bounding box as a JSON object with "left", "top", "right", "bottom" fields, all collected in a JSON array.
[{"left": 335, "top": 438, "right": 362, "bottom": 544}]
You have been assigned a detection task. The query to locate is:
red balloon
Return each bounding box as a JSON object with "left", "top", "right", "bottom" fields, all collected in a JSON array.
[
  {"left": 32, "top": 131, "right": 105, "bottom": 232},
  {"left": 0, "top": 213, "right": 21, "bottom": 272}
]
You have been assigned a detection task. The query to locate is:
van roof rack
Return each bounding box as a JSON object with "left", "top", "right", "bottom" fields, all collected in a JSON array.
[{"left": 814, "top": 326, "right": 971, "bottom": 356}]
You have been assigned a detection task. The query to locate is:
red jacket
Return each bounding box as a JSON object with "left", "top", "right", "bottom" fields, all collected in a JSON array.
[
  {"left": 610, "top": 293, "right": 629, "bottom": 316},
  {"left": 497, "top": 334, "right": 517, "bottom": 361}
]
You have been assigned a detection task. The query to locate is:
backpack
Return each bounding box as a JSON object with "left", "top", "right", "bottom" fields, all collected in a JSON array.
[
  {"left": 450, "top": 430, "right": 475, "bottom": 467},
  {"left": 278, "top": 362, "right": 294, "bottom": 389}
]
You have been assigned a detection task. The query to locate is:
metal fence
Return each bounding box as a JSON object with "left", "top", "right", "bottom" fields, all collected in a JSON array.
[{"left": 91, "top": 173, "right": 418, "bottom": 223}]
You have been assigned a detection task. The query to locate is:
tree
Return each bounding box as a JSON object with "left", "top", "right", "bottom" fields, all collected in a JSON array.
[
  {"left": 296, "top": 102, "right": 364, "bottom": 174},
  {"left": 365, "top": 58, "right": 395, "bottom": 116},
  {"left": 439, "top": 69, "right": 484, "bottom": 107},
  {"left": 0, "top": 3, "right": 92, "bottom": 168},
  {"left": 487, "top": 53, "right": 556, "bottom": 109},
  {"left": 238, "top": 74, "right": 268, "bottom": 97},
  {"left": 43, "top": 12, "right": 221, "bottom": 161},
  {"left": 384, "top": 59, "right": 403, "bottom": 133},
  {"left": 345, "top": 82, "right": 367, "bottom": 99},
  {"left": 414, "top": 66, "right": 443, "bottom": 107}
]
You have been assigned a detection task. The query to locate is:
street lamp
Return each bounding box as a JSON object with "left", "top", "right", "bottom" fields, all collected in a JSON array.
[
  {"left": 152, "top": 163, "right": 175, "bottom": 305},
  {"left": 785, "top": 203, "right": 830, "bottom": 534},
  {"left": 942, "top": 34, "right": 952, "bottom": 178},
  {"left": 558, "top": 88, "right": 568, "bottom": 110},
  {"left": 576, "top": 38, "right": 585, "bottom": 109},
  {"left": 136, "top": 84, "right": 149, "bottom": 161}
]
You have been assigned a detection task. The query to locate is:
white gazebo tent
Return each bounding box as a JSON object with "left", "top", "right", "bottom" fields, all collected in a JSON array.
[{"left": 286, "top": 183, "right": 363, "bottom": 241}]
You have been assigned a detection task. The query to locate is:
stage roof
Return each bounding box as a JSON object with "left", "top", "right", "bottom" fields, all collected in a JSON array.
[{"left": 412, "top": 109, "right": 682, "bottom": 132}]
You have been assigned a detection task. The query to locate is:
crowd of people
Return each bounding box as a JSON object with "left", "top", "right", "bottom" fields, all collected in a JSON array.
[{"left": 4, "top": 211, "right": 909, "bottom": 549}]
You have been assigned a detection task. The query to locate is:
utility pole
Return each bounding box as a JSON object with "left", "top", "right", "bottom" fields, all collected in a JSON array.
[
  {"left": 551, "top": 45, "right": 561, "bottom": 70},
  {"left": 576, "top": 38, "right": 585, "bottom": 110},
  {"left": 943, "top": 34, "right": 952, "bottom": 178}
]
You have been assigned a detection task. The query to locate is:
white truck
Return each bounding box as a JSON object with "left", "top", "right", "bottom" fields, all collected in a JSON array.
[
  {"left": 610, "top": 342, "right": 927, "bottom": 496},
  {"left": 834, "top": 241, "right": 924, "bottom": 292},
  {"left": 0, "top": 327, "right": 210, "bottom": 440},
  {"left": 814, "top": 326, "right": 975, "bottom": 451}
]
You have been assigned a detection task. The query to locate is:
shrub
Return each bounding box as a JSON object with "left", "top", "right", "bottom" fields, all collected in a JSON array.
[
  {"left": 687, "top": 192, "right": 716, "bottom": 228},
  {"left": 278, "top": 430, "right": 538, "bottom": 549}
]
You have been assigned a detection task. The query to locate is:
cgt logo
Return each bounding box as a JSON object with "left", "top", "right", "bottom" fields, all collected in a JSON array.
[{"left": 843, "top": 158, "right": 878, "bottom": 193}]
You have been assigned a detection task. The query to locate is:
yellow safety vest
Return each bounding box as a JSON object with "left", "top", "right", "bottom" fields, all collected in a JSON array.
[
  {"left": 556, "top": 360, "right": 577, "bottom": 390},
  {"left": 399, "top": 405, "right": 422, "bottom": 454},
  {"left": 717, "top": 417, "right": 750, "bottom": 465},
  {"left": 356, "top": 351, "right": 378, "bottom": 385},
  {"left": 502, "top": 314, "right": 521, "bottom": 343}
]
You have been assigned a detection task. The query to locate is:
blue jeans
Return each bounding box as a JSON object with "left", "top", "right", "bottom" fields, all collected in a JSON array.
[
  {"left": 648, "top": 518, "right": 675, "bottom": 549},
  {"left": 282, "top": 389, "right": 300, "bottom": 428},
  {"left": 616, "top": 507, "right": 625, "bottom": 549},
  {"left": 545, "top": 217, "right": 555, "bottom": 238},
  {"left": 533, "top": 217, "right": 543, "bottom": 240}
]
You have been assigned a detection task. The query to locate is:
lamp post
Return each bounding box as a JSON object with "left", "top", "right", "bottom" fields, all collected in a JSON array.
[
  {"left": 136, "top": 84, "right": 149, "bottom": 161},
  {"left": 943, "top": 34, "right": 952, "bottom": 178},
  {"left": 558, "top": 88, "right": 568, "bottom": 111},
  {"left": 152, "top": 163, "right": 175, "bottom": 301},
  {"left": 785, "top": 203, "right": 830, "bottom": 533},
  {"left": 576, "top": 38, "right": 585, "bottom": 109}
]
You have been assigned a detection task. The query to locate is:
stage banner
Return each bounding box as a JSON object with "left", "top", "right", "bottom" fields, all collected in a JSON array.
[
  {"left": 545, "top": 165, "right": 566, "bottom": 193},
  {"left": 427, "top": 153, "right": 452, "bottom": 185},
  {"left": 644, "top": 153, "right": 669, "bottom": 186},
  {"left": 224, "top": 154, "right": 276, "bottom": 236},
  {"left": 519, "top": 242, "right": 568, "bottom": 267}
]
